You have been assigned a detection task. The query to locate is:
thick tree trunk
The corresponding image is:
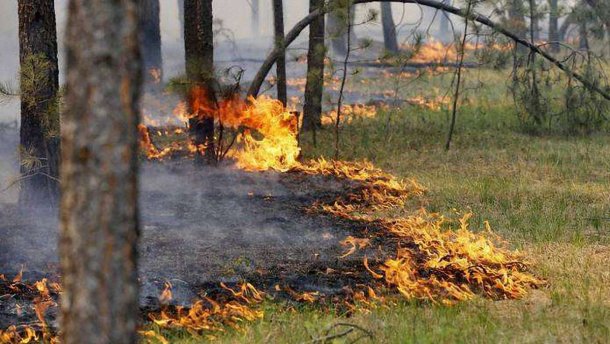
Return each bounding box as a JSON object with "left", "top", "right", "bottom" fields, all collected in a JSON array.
[
  {"left": 139, "top": 0, "right": 163, "bottom": 89},
  {"left": 184, "top": 0, "right": 215, "bottom": 164},
  {"left": 381, "top": 3, "right": 399, "bottom": 53},
  {"left": 247, "top": 0, "right": 610, "bottom": 103},
  {"left": 273, "top": 0, "right": 287, "bottom": 105},
  {"left": 548, "top": 0, "right": 559, "bottom": 52},
  {"left": 60, "top": 0, "right": 141, "bottom": 343},
  {"left": 303, "top": 0, "right": 326, "bottom": 131},
  {"left": 17, "top": 0, "right": 60, "bottom": 206}
]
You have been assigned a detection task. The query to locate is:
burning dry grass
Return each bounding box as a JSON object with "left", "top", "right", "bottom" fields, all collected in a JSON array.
[
  {"left": 1, "top": 86, "right": 547, "bottom": 342},
  {"left": 146, "top": 283, "right": 265, "bottom": 341},
  {"left": 0, "top": 273, "right": 59, "bottom": 344},
  {"left": 297, "top": 159, "right": 543, "bottom": 304}
]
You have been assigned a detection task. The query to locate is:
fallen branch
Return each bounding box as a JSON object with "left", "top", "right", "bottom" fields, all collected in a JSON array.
[{"left": 246, "top": 0, "right": 610, "bottom": 102}]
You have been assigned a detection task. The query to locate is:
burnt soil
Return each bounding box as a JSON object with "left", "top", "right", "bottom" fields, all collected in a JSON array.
[{"left": 0, "top": 157, "right": 394, "bottom": 330}]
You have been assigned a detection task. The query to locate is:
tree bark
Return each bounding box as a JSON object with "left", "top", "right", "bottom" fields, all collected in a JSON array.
[
  {"left": 178, "top": 0, "right": 184, "bottom": 39},
  {"left": 273, "top": 0, "right": 287, "bottom": 105},
  {"left": 439, "top": 0, "right": 451, "bottom": 42},
  {"left": 326, "top": 2, "right": 357, "bottom": 57},
  {"left": 302, "top": 0, "right": 326, "bottom": 131},
  {"left": 17, "top": 0, "right": 60, "bottom": 206},
  {"left": 548, "top": 0, "right": 559, "bottom": 52},
  {"left": 184, "top": 0, "right": 215, "bottom": 164},
  {"left": 251, "top": 0, "right": 260, "bottom": 36},
  {"left": 246, "top": 0, "right": 610, "bottom": 103},
  {"left": 529, "top": 0, "right": 539, "bottom": 41},
  {"left": 381, "top": 3, "right": 399, "bottom": 53},
  {"left": 327, "top": 10, "right": 347, "bottom": 57},
  {"left": 60, "top": 0, "right": 141, "bottom": 343},
  {"left": 579, "top": 21, "right": 589, "bottom": 51},
  {"left": 139, "top": 0, "right": 163, "bottom": 89}
]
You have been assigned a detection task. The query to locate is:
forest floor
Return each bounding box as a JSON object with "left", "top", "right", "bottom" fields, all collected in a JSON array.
[{"left": 153, "top": 67, "right": 610, "bottom": 343}]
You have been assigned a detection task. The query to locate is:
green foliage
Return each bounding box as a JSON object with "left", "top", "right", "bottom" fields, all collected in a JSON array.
[
  {"left": 144, "top": 100, "right": 610, "bottom": 344},
  {"left": 510, "top": 52, "right": 610, "bottom": 135}
]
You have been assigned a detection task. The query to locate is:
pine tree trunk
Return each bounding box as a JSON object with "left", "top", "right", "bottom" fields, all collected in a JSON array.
[
  {"left": 184, "top": 0, "right": 215, "bottom": 164},
  {"left": 381, "top": 3, "right": 399, "bottom": 53},
  {"left": 508, "top": 0, "right": 527, "bottom": 40},
  {"left": 327, "top": 9, "right": 348, "bottom": 57},
  {"left": 273, "top": 0, "right": 287, "bottom": 105},
  {"left": 439, "top": 0, "right": 451, "bottom": 42},
  {"left": 60, "top": 0, "right": 141, "bottom": 343},
  {"left": 251, "top": 0, "right": 260, "bottom": 36},
  {"left": 509, "top": 0, "right": 527, "bottom": 59},
  {"left": 530, "top": 0, "right": 539, "bottom": 41},
  {"left": 303, "top": 0, "right": 326, "bottom": 131},
  {"left": 579, "top": 22, "right": 589, "bottom": 51},
  {"left": 548, "top": 0, "right": 559, "bottom": 52},
  {"left": 178, "top": 0, "right": 184, "bottom": 39},
  {"left": 17, "top": 0, "right": 60, "bottom": 206},
  {"left": 139, "top": 0, "right": 163, "bottom": 89}
]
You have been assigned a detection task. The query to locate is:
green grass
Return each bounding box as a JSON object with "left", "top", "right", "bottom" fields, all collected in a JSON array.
[{"left": 146, "top": 69, "right": 610, "bottom": 343}]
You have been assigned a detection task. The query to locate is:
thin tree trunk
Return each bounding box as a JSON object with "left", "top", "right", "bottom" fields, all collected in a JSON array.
[
  {"left": 327, "top": 3, "right": 349, "bottom": 57},
  {"left": 548, "top": 0, "right": 559, "bottom": 52},
  {"left": 60, "top": 0, "right": 141, "bottom": 343},
  {"left": 439, "top": 0, "right": 451, "bottom": 42},
  {"left": 579, "top": 21, "right": 589, "bottom": 51},
  {"left": 273, "top": 0, "right": 287, "bottom": 105},
  {"left": 252, "top": 0, "right": 260, "bottom": 36},
  {"left": 509, "top": 0, "right": 527, "bottom": 64},
  {"left": 178, "top": 0, "right": 184, "bottom": 39},
  {"left": 381, "top": 3, "right": 399, "bottom": 53},
  {"left": 335, "top": 5, "right": 352, "bottom": 159},
  {"left": 303, "top": 0, "right": 326, "bottom": 132},
  {"left": 530, "top": 0, "right": 539, "bottom": 41},
  {"left": 139, "top": 0, "right": 163, "bottom": 89},
  {"left": 247, "top": 0, "right": 610, "bottom": 103},
  {"left": 17, "top": 0, "right": 60, "bottom": 206},
  {"left": 184, "top": 0, "right": 215, "bottom": 165}
]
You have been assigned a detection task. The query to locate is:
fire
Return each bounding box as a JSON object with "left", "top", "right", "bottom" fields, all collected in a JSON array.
[
  {"left": 148, "top": 282, "right": 265, "bottom": 339},
  {"left": 304, "top": 161, "right": 543, "bottom": 304},
  {"left": 321, "top": 104, "right": 380, "bottom": 126},
  {"left": 0, "top": 274, "right": 59, "bottom": 344},
  {"left": 139, "top": 87, "right": 300, "bottom": 171}
]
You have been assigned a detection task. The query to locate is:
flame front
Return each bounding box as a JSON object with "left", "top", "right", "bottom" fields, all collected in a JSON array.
[{"left": 140, "top": 87, "right": 300, "bottom": 172}]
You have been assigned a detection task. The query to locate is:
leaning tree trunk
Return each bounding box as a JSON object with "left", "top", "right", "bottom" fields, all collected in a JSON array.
[
  {"left": 381, "top": 3, "right": 399, "bottom": 53},
  {"left": 184, "top": 0, "right": 215, "bottom": 164},
  {"left": 139, "top": 0, "right": 163, "bottom": 90},
  {"left": 17, "top": 0, "right": 60, "bottom": 206},
  {"left": 273, "top": 0, "right": 287, "bottom": 105},
  {"left": 60, "top": 0, "right": 141, "bottom": 343},
  {"left": 247, "top": 0, "right": 610, "bottom": 103},
  {"left": 303, "top": 0, "right": 326, "bottom": 131},
  {"left": 548, "top": 0, "right": 559, "bottom": 52}
]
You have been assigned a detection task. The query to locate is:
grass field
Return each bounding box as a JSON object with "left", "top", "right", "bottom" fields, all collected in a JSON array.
[{"left": 151, "top": 68, "right": 610, "bottom": 343}]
